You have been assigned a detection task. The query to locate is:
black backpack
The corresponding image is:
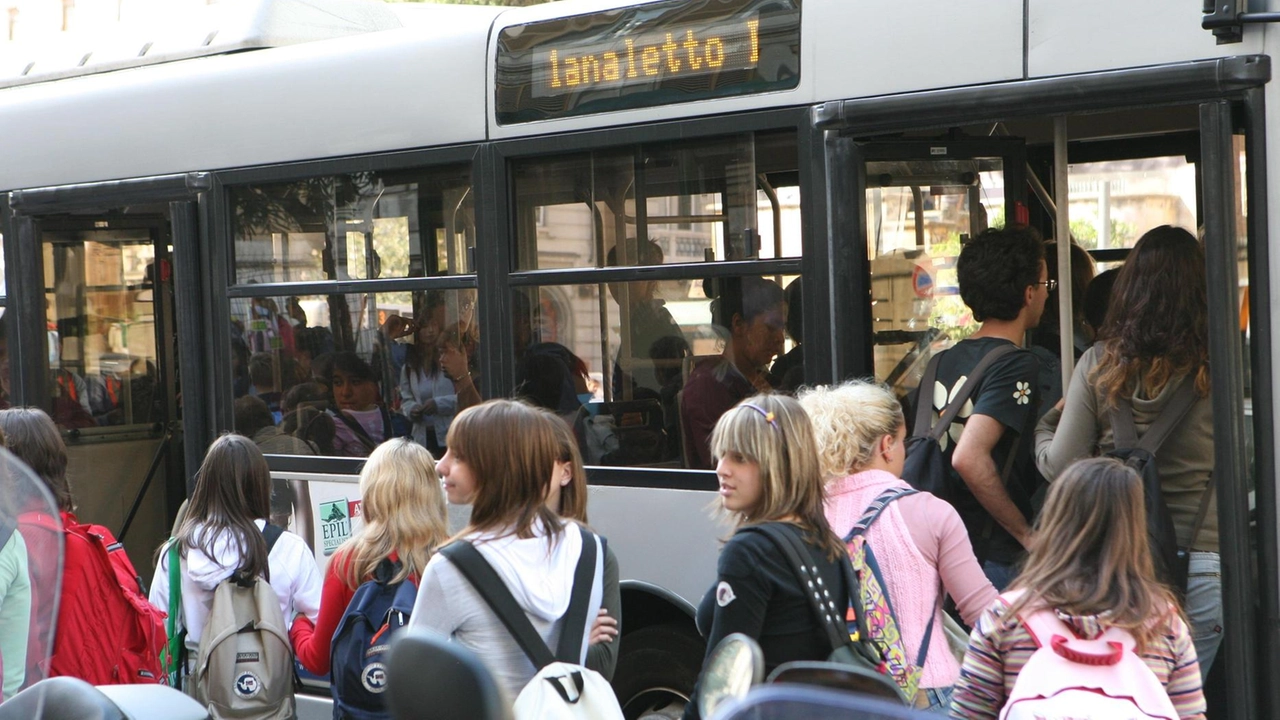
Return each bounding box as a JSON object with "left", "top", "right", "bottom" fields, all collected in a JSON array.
[
  {"left": 903, "top": 344, "right": 1021, "bottom": 505},
  {"left": 1106, "top": 380, "right": 1212, "bottom": 593}
]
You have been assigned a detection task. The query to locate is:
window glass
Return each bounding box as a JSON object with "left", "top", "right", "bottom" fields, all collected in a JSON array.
[
  {"left": 510, "top": 274, "right": 799, "bottom": 469},
  {"left": 864, "top": 158, "right": 1006, "bottom": 399},
  {"left": 511, "top": 132, "right": 799, "bottom": 271},
  {"left": 1067, "top": 156, "right": 1196, "bottom": 270},
  {"left": 229, "top": 288, "right": 478, "bottom": 459},
  {"left": 42, "top": 229, "right": 160, "bottom": 428},
  {"left": 231, "top": 165, "right": 475, "bottom": 284}
]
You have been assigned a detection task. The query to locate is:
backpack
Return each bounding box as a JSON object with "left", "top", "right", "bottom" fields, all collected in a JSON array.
[
  {"left": 840, "top": 487, "right": 940, "bottom": 705},
  {"left": 329, "top": 557, "right": 418, "bottom": 720},
  {"left": 192, "top": 524, "right": 295, "bottom": 720},
  {"left": 1000, "top": 595, "right": 1178, "bottom": 720},
  {"left": 745, "top": 523, "right": 908, "bottom": 705},
  {"left": 26, "top": 511, "right": 168, "bottom": 685},
  {"left": 441, "top": 526, "right": 623, "bottom": 720},
  {"left": 903, "top": 344, "right": 1021, "bottom": 504},
  {"left": 1105, "top": 380, "right": 1212, "bottom": 593}
]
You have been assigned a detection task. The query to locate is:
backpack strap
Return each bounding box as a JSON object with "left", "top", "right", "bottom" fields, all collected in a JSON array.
[
  {"left": 236, "top": 523, "right": 284, "bottom": 585},
  {"left": 842, "top": 487, "right": 918, "bottom": 543},
  {"left": 441, "top": 541, "right": 558, "bottom": 670},
  {"left": 1110, "top": 378, "right": 1199, "bottom": 454},
  {"left": 1187, "top": 473, "right": 1217, "bottom": 552},
  {"left": 554, "top": 525, "right": 599, "bottom": 663},
  {"left": 745, "top": 523, "right": 852, "bottom": 654},
  {"left": 917, "top": 344, "right": 1021, "bottom": 441},
  {"left": 332, "top": 410, "right": 381, "bottom": 452}
]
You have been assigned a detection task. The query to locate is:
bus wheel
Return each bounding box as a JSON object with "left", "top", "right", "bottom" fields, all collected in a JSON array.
[{"left": 613, "top": 623, "right": 704, "bottom": 720}]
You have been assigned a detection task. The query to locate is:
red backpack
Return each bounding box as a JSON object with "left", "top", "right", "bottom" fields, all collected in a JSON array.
[{"left": 26, "top": 511, "right": 167, "bottom": 685}]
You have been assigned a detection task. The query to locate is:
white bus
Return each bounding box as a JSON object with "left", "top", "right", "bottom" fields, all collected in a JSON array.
[{"left": 0, "top": 0, "right": 1273, "bottom": 716}]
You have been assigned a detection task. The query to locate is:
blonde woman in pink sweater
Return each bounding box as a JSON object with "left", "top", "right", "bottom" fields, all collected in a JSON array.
[{"left": 799, "top": 380, "right": 997, "bottom": 712}]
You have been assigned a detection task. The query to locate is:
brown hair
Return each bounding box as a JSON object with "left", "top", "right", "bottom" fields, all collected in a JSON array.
[
  {"left": 709, "top": 394, "right": 844, "bottom": 559},
  {"left": 1006, "top": 458, "right": 1180, "bottom": 650},
  {"left": 446, "top": 399, "right": 563, "bottom": 542},
  {"left": 338, "top": 438, "right": 448, "bottom": 589},
  {"left": 179, "top": 434, "right": 274, "bottom": 580},
  {"left": 0, "top": 407, "right": 73, "bottom": 512},
  {"left": 1093, "top": 226, "right": 1209, "bottom": 406},
  {"left": 547, "top": 414, "right": 589, "bottom": 524}
]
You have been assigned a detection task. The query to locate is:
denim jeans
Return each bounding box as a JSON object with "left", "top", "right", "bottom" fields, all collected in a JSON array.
[
  {"left": 1185, "top": 551, "right": 1223, "bottom": 681},
  {"left": 922, "top": 686, "right": 954, "bottom": 714},
  {"left": 982, "top": 560, "right": 1020, "bottom": 592}
]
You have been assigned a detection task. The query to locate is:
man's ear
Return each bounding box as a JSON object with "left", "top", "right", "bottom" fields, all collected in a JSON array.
[{"left": 1023, "top": 283, "right": 1036, "bottom": 310}]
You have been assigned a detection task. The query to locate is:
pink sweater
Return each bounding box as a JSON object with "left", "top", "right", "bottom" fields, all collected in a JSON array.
[{"left": 825, "top": 469, "right": 998, "bottom": 687}]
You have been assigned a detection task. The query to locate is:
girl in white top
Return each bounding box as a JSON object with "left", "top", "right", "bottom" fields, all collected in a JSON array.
[
  {"left": 149, "top": 434, "right": 321, "bottom": 649},
  {"left": 409, "top": 399, "right": 605, "bottom": 702}
]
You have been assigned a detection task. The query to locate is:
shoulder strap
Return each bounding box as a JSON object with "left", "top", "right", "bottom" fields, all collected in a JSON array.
[
  {"left": 333, "top": 410, "right": 380, "bottom": 451},
  {"left": 554, "top": 525, "right": 599, "bottom": 663},
  {"left": 746, "top": 524, "right": 849, "bottom": 654},
  {"left": 922, "top": 344, "right": 1021, "bottom": 441},
  {"left": 913, "top": 352, "right": 945, "bottom": 436},
  {"left": 440, "top": 541, "right": 558, "bottom": 670},
  {"left": 1188, "top": 473, "right": 1216, "bottom": 551},
  {"left": 263, "top": 523, "right": 284, "bottom": 553},
  {"left": 843, "top": 487, "right": 917, "bottom": 543},
  {"left": 1110, "top": 378, "right": 1199, "bottom": 454}
]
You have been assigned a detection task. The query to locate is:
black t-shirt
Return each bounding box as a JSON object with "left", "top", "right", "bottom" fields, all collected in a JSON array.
[
  {"left": 683, "top": 526, "right": 847, "bottom": 720},
  {"left": 927, "top": 337, "right": 1040, "bottom": 564}
]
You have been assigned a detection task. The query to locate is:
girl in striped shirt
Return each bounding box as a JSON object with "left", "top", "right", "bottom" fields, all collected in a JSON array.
[{"left": 950, "top": 458, "right": 1205, "bottom": 719}]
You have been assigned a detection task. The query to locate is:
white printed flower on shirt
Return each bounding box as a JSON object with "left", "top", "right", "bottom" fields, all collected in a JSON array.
[{"left": 1013, "top": 381, "right": 1031, "bottom": 405}]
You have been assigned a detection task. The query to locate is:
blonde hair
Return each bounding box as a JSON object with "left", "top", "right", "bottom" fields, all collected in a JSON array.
[
  {"left": 709, "top": 394, "right": 844, "bottom": 559},
  {"left": 798, "top": 380, "right": 905, "bottom": 481},
  {"left": 1005, "top": 458, "right": 1180, "bottom": 651},
  {"left": 337, "top": 438, "right": 449, "bottom": 589}
]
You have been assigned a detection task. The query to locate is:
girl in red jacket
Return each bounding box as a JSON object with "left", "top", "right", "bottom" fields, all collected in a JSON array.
[{"left": 290, "top": 438, "right": 448, "bottom": 674}]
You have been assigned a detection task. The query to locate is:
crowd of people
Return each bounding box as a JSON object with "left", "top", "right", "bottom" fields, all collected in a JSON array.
[{"left": 0, "top": 222, "right": 1217, "bottom": 720}]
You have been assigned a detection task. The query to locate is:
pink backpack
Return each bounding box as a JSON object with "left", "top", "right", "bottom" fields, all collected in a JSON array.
[{"left": 1001, "top": 597, "right": 1178, "bottom": 720}]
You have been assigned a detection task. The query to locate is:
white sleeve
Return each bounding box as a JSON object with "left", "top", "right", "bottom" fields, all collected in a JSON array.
[{"left": 409, "top": 553, "right": 463, "bottom": 638}]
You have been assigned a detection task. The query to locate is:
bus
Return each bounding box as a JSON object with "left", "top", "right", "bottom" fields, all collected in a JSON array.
[{"left": 0, "top": 0, "right": 1272, "bottom": 717}]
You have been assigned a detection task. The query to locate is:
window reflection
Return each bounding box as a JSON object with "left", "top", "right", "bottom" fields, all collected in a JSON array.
[
  {"left": 230, "top": 289, "right": 478, "bottom": 459},
  {"left": 231, "top": 166, "right": 475, "bottom": 284}
]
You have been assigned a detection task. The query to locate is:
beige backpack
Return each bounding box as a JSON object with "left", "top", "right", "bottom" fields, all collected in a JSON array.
[{"left": 192, "top": 524, "right": 295, "bottom": 720}]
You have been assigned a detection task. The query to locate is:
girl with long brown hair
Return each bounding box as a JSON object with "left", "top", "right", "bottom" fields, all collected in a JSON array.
[
  {"left": 950, "top": 458, "right": 1205, "bottom": 718},
  {"left": 1034, "top": 225, "right": 1219, "bottom": 677},
  {"left": 681, "top": 393, "right": 848, "bottom": 720},
  {"left": 289, "top": 438, "right": 448, "bottom": 676},
  {"left": 407, "top": 400, "right": 608, "bottom": 702}
]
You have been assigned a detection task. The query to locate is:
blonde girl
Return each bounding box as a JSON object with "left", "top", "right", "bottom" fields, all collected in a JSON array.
[{"left": 290, "top": 438, "right": 448, "bottom": 675}]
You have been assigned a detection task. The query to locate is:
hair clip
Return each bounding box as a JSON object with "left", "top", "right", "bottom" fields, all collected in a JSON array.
[{"left": 739, "top": 403, "right": 778, "bottom": 428}]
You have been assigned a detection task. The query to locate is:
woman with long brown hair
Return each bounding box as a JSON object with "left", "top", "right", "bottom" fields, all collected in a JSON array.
[
  {"left": 950, "top": 458, "right": 1205, "bottom": 718},
  {"left": 407, "top": 400, "right": 608, "bottom": 703},
  {"left": 1034, "top": 225, "right": 1219, "bottom": 677},
  {"left": 681, "top": 393, "right": 849, "bottom": 720}
]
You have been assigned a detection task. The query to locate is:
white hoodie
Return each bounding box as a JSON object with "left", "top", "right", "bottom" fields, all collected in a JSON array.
[
  {"left": 409, "top": 519, "right": 604, "bottom": 702},
  {"left": 148, "top": 519, "right": 322, "bottom": 646}
]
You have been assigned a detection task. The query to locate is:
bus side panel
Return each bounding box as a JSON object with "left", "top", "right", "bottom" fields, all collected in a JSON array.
[
  {"left": 586, "top": 485, "right": 729, "bottom": 608},
  {"left": 1028, "top": 0, "right": 1264, "bottom": 78},
  {"left": 809, "top": 1, "right": 1022, "bottom": 102}
]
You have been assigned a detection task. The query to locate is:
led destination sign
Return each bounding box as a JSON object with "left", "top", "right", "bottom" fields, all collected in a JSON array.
[{"left": 496, "top": 0, "right": 801, "bottom": 125}]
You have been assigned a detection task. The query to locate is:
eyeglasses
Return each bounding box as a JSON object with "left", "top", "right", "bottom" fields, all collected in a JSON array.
[{"left": 1035, "top": 279, "right": 1059, "bottom": 292}]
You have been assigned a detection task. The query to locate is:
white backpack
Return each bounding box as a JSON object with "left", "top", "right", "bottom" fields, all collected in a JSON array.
[
  {"left": 1001, "top": 596, "right": 1178, "bottom": 720},
  {"left": 441, "top": 526, "right": 624, "bottom": 720}
]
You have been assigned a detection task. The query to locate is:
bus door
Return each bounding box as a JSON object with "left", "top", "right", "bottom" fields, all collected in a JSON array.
[
  {"left": 17, "top": 210, "right": 185, "bottom": 574},
  {"left": 849, "top": 138, "right": 1027, "bottom": 401}
]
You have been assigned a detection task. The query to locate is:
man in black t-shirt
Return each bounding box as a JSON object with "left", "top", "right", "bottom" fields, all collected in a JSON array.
[{"left": 930, "top": 226, "right": 1049, "bottom": 589}]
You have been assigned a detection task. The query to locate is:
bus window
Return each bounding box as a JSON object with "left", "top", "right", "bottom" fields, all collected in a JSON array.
[
  {"left": 43, "top": 228, "right": 161, "bottom": 429},
  {"left": 1067, "top": 156, "right": 1197, "bottom": 271},
  {"left": 511, "top": 132, "right": 799, "bottom": 271},
  {"left": 229, "top": 288, "right": 477, "bottom": 459},
  {"left": 510, "top": 274, "right": 797, "bottom": 469},
  {"left": 231, "top": 165, "right": 475, "bottom": 284},
  {"left": 865, "top": 156, "right": 1007, "bottom": 400}
]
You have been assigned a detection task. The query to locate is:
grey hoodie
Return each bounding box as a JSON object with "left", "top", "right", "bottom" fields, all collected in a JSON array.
[{"left": 1035, "top": 346, "right": 1217, "bottom": 552}]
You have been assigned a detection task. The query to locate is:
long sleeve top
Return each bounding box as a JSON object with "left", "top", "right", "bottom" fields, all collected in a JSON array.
[
  {"left": 950, "top": 597, "right": 1206, "bottom": 719},
  {"left": 0, "top": 531, "right": 29, "bottom": 698},
  {"left": 289, "top": 548, "right": 359, "bottom": 676},
  {"left": 398, "top": 365, "right": 456, "bottom": 447},
  {"left": 825, "top": 470, "right": 997, "bottom": 688}
]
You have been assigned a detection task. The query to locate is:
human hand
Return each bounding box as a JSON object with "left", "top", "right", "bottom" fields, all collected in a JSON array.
[
  {"left": 382, "top": 315, "right": 415, "bottom": 340},
  {"left": 588, "top": 608, "right": 619, "bottom": 646}
]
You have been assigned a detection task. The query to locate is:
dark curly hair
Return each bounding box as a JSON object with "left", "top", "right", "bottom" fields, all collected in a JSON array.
[
  {"left": 1093, "top": 226, "right": 1209, "bottom": 406},
  {"left": 956, "top": 226, "right": 1046, "bottom": 322}
]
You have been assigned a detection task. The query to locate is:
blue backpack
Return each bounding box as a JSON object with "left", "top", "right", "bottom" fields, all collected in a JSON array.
[{"left": 329, "top": 559, "right": 418, "bottom": 720}]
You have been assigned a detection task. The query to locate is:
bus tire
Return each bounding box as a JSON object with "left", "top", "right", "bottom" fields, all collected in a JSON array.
[{"left": 612, "top": 622, "right": 704, "bottom": 720}]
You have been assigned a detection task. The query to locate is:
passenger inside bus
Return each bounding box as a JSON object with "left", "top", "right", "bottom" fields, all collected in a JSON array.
[
  {"left": 326, "top": 352, "right": 409, "bottom": 458},
  {"left": 606, "top": 239, "right": 686, "bottom": 402},
  {"left": 768, "top": 277, "right": 804, "bottom": 393},
  {"left": 680, "top": 276, "right": 786, "bottom": 469}
]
